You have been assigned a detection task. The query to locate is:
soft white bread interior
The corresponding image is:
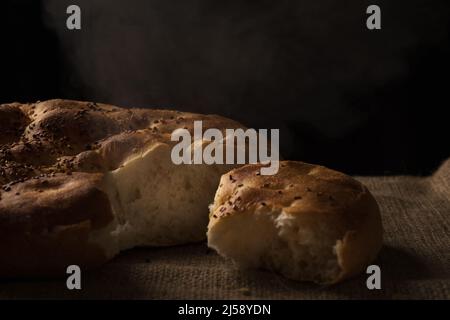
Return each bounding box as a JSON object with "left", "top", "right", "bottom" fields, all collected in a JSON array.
[
  {"left": 91, "top": 142, "right": 234, "bottom": 258},
  {"left": 207, "top": 161, "right": 382, "bottom": 284}
]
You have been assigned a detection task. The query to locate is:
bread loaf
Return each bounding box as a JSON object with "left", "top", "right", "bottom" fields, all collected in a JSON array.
[
  {"left": 0, "top": 99, "right": 243, "bottom": 277},
  {"left": 207, "top": 161, "right": 382, "bottom": 284}
]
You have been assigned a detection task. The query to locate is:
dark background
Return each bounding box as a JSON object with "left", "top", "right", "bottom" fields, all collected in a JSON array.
[{"left": 1, "top": 0, "right": 449, "bottom": 175}]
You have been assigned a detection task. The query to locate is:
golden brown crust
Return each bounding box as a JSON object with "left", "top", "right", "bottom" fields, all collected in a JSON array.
[
  {"left": 0, "top": 99, "right": 243, "bottom": 183},
  {"left": 334, "top": 192, "right": 382, "bottom": 283},
  {"left": 0, "top": 172, "right": 113, "bottom": 278},
  {"left": 0, "top": 173, "right": 112, "bottom": 232},
  {"left": 0, "top": 99, "right": 244, "bottom": 278},
  {"left": 209, "top": 161, "right": 383, "bottom": 283},
  {"left": 211, "top": 161, "right": 366, "bottom": 221}
]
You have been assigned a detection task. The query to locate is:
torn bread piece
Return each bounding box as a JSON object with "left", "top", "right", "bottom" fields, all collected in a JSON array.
[{"left": 207, "top": 161, "right": 382, "bottom": 284}]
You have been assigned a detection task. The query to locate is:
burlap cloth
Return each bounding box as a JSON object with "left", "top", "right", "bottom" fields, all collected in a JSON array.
[{"left": 1, "top": 159, "right": 449, "bottom": 300}]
